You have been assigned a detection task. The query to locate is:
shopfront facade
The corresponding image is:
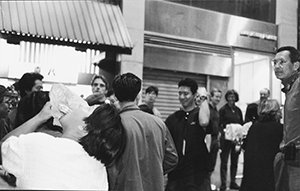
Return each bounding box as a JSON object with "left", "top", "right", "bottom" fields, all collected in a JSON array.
[
  {"left": 143, "top": 0, "right": 277, "bottom": 120},
  {"left": 0, "top": 0, "right": 132, "bottom": 97}
]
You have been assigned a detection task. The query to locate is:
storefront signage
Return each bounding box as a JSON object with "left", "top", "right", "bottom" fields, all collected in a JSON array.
[
  {"left": 240, "top": 31, "right": 277, "bottom": 41},
  {"left": 8, "top": 63, "right": 79, "bottom": 84}
]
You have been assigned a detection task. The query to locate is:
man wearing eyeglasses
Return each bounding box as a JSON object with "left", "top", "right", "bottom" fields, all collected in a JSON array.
[
  {"left": 85, "top": 75, "right": 108, "bottom": 106},
  {"left": 273, "top": 46, "right": 300, "bottom": 191}
]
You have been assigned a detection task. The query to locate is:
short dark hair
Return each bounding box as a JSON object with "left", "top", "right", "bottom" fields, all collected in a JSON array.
[
  {"left": 145, "top": 86, "right": 158, "bottom": 95},
  {"left": 18, "top": 72, "right": 44, "bottom": 98},
  {"left": 106, "top": 89, "right": 115, "bottom": 97},
  {"left": 225, "top": 89, "right": 239, "bottom": 102},
  {"left": 277, "top": 46, "right": 300, "bottom": 63},
  {"left": 80, "top": 104, "right": 126, "bottom": 167},
  {"left": 178, "top": 78, "right": 198, "bottom": 94},
  {"left": 210, "top": 88, "right": 222, "bottom": 97},
  {"left": 91, "top": 75, "right": 108, "bottom": 89},
  {"left": 112, "top": 73, "right": 142, "bottom": 102}
]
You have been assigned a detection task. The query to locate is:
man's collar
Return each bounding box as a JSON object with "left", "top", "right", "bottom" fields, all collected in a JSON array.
[
  {"left": 181, "top": 103, "right": 197, "bottom": 112},
  {"left": 281, "top": 71, "right": 300, "bottom": 93},
  {"left": 120, "top": 102, "right": 138, "bottom": 111}
]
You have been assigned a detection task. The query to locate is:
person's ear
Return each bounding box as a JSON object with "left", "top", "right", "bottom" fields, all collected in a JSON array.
[
  {"left": 135, "top": 93, "right": 141, "bottom": 105},
  {"left": 293, "top": 61, "right": 300, "bottom": 71}
]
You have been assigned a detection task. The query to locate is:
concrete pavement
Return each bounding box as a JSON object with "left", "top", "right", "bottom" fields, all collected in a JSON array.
[{"left": 210, "top": 150, "right": 244, "bottom": 191}]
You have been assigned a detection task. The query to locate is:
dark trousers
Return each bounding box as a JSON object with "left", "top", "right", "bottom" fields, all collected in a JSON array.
[
  {"left": 166, "top": 171, "right": 211, "bottom": 191},
  {"left": 209, "top": 135, "right": 219, "bottom": 173},
  {"left": 220, "top": 139, "right": 240, "bottom": 187}
]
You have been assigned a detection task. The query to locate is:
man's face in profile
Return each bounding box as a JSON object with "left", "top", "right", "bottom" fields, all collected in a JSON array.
[{"left": 32, "top": 79, "right": 43, "bottom": 92}]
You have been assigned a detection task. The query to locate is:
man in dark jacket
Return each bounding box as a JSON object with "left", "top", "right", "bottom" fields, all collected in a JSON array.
[{"left": 244, "top": 88, "right": 270, "bottom": 123}]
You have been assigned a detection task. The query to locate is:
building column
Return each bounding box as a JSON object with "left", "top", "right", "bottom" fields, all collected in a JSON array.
[{"left": 120, "top": 0, "right": 145, "bottom": 80}]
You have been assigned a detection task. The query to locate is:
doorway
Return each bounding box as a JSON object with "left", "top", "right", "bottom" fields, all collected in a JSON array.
[{"left": 233, "top": 50, "right": 273, "bottom": 117}]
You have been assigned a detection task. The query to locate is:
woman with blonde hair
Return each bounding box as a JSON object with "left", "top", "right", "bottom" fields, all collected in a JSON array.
[{"left": 240, "top": 99, "right": 283, "bottom": 191}]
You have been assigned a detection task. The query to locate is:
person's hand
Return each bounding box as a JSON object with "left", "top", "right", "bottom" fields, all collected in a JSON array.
[{"left": 37, "top": 101, "right": 53, "bottom": 123}]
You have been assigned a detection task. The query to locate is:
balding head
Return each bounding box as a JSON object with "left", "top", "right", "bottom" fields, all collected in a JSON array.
[{"left": 259, "top": 88, "right": 270, "bottom": 102}]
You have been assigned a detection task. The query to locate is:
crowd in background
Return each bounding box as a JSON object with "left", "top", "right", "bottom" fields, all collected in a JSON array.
[{"left": 0, "top": 45, "right": 299, "bottom": 191}]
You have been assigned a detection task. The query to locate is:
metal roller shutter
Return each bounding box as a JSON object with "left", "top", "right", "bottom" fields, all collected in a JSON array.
[{"left": 142, "top": 68, "right": 206, "bottom": 121}]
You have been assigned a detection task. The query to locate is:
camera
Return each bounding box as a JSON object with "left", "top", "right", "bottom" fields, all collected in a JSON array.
[{"left": 284, "top": 142, "right": 296, "bottom": 161}]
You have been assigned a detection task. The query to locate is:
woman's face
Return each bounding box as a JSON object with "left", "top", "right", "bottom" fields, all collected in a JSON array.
[{"left": 227, "top": 94, "right": 236, "bottom": 105}]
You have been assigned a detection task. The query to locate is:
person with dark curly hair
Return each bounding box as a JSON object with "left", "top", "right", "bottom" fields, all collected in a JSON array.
[
  {"left": 0, "top": 97, "right": 126, "bottom": 189},
  {"left": 240, "top": 99, "right": 283, "bottom": 191},
  {"left": 18, "top": 72, "right": 44, "bottom": 99},
  {"left": 219, "top": 89, "right": 244, "bottom": 191},
  {"left": 9, "top": 72, "right": 44, "bottom": 129}
]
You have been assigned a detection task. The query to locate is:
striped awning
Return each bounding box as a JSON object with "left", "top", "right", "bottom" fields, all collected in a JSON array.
[{"left": 0, "top": 0, "right": 132, "bottom": 54}]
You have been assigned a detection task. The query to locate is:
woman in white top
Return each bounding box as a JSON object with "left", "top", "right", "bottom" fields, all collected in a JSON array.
[{"left": 1, "top": 102, "right": 126, "bottom": 190}]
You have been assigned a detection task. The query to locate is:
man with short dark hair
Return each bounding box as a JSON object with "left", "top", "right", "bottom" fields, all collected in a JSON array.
[
  {"left": 108, "top": 72, "right": 178, "bottom": 191},
  {"left": 139, "top": 86, "right": 161, "bottom": 117},
  {"left": 273, "top": 46, "right": 300, "bottom": 191},
  {"left": 85, "top": 75, "right": 108, "bottom": 106},
  {"left": 165, "top": 78, "right": 211, "bottom": 191}
]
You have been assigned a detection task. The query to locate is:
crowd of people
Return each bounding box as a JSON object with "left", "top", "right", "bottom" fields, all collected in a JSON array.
[{"left": 0, "top": 45, "right": 299, "bottom": 190}]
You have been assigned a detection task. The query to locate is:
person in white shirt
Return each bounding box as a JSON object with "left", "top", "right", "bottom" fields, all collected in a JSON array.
[{"left": 1, "top": 101, "right": 126, "bottom": 190}]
